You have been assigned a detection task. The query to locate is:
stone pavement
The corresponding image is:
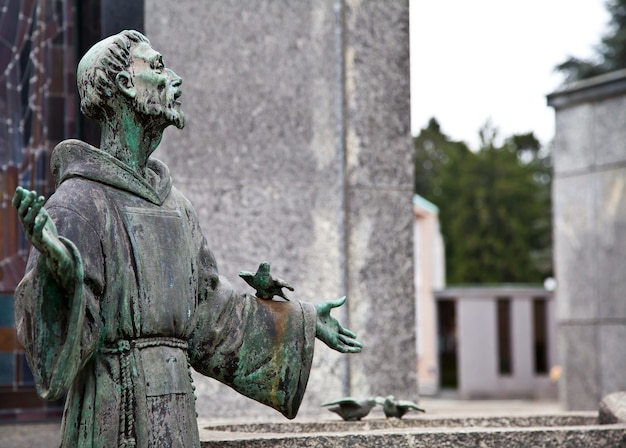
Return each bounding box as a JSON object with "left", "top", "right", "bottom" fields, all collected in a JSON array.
[
  {"left": 0, "top": 398, "right": 566, "bottom": 447},
  {"left": 417, "top": 397, "right": 563, "bottom": 416}
]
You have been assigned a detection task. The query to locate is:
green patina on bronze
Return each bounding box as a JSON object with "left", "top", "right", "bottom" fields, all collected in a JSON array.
[{"left": 12, "top": 30, "right": 362, "bottom": 448}]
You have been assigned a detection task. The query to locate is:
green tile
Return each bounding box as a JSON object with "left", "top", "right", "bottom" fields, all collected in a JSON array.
[
  {"left": 0, "top": 353, "right": 15, "bottom": 385},
  {"left": 0, "top": 296, "right": 14, "bottom": 327}
]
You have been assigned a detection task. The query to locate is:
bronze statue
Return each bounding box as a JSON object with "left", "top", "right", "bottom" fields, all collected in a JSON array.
[
  {"left": 378, "top": 395, "right": 425, "bottom": 419},
  {"left": 321, "top": 397, "right": 379, "bottom": 421},
  {"left": 12, "top": 30, "right": 361, "bottom": 448}
]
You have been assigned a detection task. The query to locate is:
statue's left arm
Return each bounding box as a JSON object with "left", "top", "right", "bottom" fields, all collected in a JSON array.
[
  {"left": 188, "top": 239, "right": 316, "bottom": 418},
  {"left": 187, "top": 239, "right": 361, "bottom": 419}
]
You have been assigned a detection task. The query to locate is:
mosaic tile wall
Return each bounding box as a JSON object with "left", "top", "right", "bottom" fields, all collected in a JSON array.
[{"left": 0, "top": 0, "right": 75, "bottom": 420}]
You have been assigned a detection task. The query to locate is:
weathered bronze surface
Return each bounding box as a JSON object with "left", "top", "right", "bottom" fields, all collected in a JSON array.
[
  {"left": 379, "top": 395, "right": 425, "bottom": 419},
  {"left": 239, "top": 261, "right": 294, "bottom": 301},
  {"left": 321, "top": 397, "right": 378, "bottom": 421},
  {"left": 12, "top": 30, "right": 361, "bottom": 448}
]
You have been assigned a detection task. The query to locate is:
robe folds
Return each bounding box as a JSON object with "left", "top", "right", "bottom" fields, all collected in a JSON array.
[{"left": 15, "top": 139, "right": 316, "bottom": 448}]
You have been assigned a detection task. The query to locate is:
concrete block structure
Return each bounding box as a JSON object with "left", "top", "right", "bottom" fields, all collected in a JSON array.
[
  {"left": 434, "top": 286, "right": 557, "bottom": 399},
  {"left": 548, "top": 70, "right": 626, "bottom": 410},
  {"left": 413, "top": 195, "right": 446, "bottom": 395},
  {"left": 145, "top": 0, "right": 417, "bottom": 418}
]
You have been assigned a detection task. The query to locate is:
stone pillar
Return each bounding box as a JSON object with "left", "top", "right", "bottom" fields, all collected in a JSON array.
[
  {"left": 145, "top": 0, "right": 416, "bottom": 418},
  {"left": 548, "top": 69, "right": 626, "bottom": 410}
]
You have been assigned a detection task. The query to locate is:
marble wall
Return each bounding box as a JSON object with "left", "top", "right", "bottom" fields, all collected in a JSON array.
[
  {"left": 548, "top": 69, "right": 626, "bottom": 410},
  {"left": 145, "top": 0, "right": 416, "bottom": 418}
]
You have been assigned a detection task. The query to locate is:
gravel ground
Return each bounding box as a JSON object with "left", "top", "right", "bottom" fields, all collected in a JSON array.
[
  {"left": 0, "top": 398, "right": 563, "bottom": 447},
  {"left": 0, "top": 421, "right": 61, "bottom": 448}
]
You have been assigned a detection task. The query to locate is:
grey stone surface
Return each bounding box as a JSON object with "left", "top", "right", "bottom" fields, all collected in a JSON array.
[
  {"left": 552, "top": 174, "right": 597, "bottom": 321},
  {"left": 199, "top": 414, "right": 626, "bottom": 448},
  {"left": 346, "top": 189, "right": 416, "bottom": 397},
  {"left": 599, "top": 391, "right": 626, "bottom": 424},
  {"left": 145, "top": 0, "right": 416, "bottom": 418},
  {"left": 5, "top": 413, "right": 623, "bottom": 448},
  {"left": 595, "top": 168, "right": 626, "bottom": 320},
  {"left": 558, "top": 325, "right": 599, "bottom": 411},
  {"left": 201, "top": 414, "right": 597, "bottom": 433},
  {"left": 552, "top": 94, "right": 626, "bottom": 173},
  {"left": 599, "top": 326, "right": 626, "bottom": 398},
  {"left": 550, "top": 71, "right": 626, "bottom": 410},
  {"left": 594, "top": 96, "right": 626, "bottom": 168},
  {"left": 0, "top": 422, "right": 61, "bottom": 448},
  {"left": 343, "top": 1, "right": 413, "bottom": 189},
  {"left": 551, "top": 104, "right": 595, "bottom": 175}
]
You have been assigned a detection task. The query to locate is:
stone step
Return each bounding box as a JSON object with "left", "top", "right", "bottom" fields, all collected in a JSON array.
[{"left": 200, "top": 413, "right": 626, "bottom": 447}]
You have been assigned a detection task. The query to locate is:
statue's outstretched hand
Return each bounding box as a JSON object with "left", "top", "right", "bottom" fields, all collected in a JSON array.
[
  {"left": 13, "top": 187, "right": 73, "bottom": 284},
  {"left": 314, "top": 296, "right": 362, "bottom": 353}
]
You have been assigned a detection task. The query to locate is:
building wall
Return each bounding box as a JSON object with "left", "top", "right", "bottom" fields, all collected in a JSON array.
[
  {"left": 437, "top": 287, "right": 557, "bottom": 399},
  {"left": 414, "top": 195, "right": 445, "bottom": 395},
  {"left": 548, "top": 69, "right": 626, "bottom": 410},
  {"left": 145, "top": 1, "right": 417, "bottom": 418},
  {"left": 0, "top": 0, "right": 144, "bottom": 423},
  {"left": 0, "top": 0, "right": 76, "bottom": 421}
]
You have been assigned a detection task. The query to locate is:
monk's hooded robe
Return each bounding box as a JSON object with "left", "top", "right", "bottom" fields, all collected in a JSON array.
[{"left": 15, "top": 139, "right": 316, "bottom": 448}]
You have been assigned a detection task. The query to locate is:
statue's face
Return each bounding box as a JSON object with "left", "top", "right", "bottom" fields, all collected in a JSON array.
[{"left": 129, "top": 42, "right": 185, "bottom": 129}]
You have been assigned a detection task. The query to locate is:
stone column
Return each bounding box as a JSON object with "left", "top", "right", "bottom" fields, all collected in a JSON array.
[
  {"left": 548, "top": 69, "right": 626, "bottom": 410},
  {"left": 145, "top": 0, "right": 416, "bottom": 418}
]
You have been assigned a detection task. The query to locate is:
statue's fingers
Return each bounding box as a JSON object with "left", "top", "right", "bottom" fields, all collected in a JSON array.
[
  {"left": 338, "top": 325, "right": 357, "bottom": 339},
  {"left": 336, "top": 342, "right": 362, "bottom": 354},
  {"left": 24, "top": 196, "right": 44, "bottom": 224},
  {"left": 328, "top": 296, "right": 346, "bottom": 309},
  {"left": 33, "top": 213, "right": 48, "bottom": 239},
  {"left": 12, "top": 187, "right": 27, "bottom": 209},
  {"left": 339, "top": 333, "right": 363, "bottom": 349},
  {"left": 17, "top": 190, "right": 36, "bottom": 216}
]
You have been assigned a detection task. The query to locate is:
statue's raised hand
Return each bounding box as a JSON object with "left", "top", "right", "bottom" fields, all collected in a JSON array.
[
  {"left": 314, "top": 297, "right": 363, "bottom": 354},
  {"left": 12, "top": 187, "right": 73, "bottom": 284}
]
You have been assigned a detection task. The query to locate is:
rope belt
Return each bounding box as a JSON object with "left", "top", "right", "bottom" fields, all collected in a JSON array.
[{"left": 100, "top": 337, "right": 189, "bottom": 448}]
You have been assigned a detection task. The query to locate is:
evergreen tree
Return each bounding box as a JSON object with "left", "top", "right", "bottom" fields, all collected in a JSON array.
[
  {"left": 413, "top": 119, "right": 552, "bottom": 284},
  {"left": 556, "top": 0, "right": 626, "bottom": 82}
]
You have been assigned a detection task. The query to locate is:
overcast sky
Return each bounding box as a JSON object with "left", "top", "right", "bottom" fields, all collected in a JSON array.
[{"left": 410, "top": 0, "right": 610, "bottom": 149}]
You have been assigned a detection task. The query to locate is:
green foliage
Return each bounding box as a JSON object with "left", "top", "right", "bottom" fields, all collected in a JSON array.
[
  {"left": 556, "top": 0, "right": 626, "bottom": 82},
  {"left": 414, "top": 118, "right": 552, "bottom": 284}
]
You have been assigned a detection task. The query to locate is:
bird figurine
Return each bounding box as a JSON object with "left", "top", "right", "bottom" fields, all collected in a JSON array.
[
  {"left": 321, "top": 397, "right": 378, "bottom": 421},
  {"left": 239, "top": 261, "right": 294, "bottom": 301},
  {"left": 378, "top": 395, "right": 425, "bottom": 419}
]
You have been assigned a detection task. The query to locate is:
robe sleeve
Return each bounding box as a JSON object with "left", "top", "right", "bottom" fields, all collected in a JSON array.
[
  {"left": 14, "top": 206, "right": 103, "bottom": 401},
  {"left": 188, "top": 241, "right": 317, "bottom": 419}
]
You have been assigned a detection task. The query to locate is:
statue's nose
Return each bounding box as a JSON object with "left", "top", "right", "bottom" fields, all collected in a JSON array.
[{"left": 167, "top": 68, "right": 182, "bottom": 87}]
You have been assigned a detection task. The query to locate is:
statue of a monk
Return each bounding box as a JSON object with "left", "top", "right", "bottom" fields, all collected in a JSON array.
[{"left": 12, "top": 30, "right": 361, "bottom": 448}]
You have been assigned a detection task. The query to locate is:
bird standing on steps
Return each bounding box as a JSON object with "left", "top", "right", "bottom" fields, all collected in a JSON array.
[
  {"left": 377, "top": 395, "right": 425, "bottom": 419},
  {"left": 321, "top": 397, "right": 378, "bottom": 421},
  {"left": 239, "top": 261, "right": 294, "bottom": 301}
]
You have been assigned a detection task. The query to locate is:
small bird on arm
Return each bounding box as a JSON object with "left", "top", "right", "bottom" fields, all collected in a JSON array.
[{"left": 239, "top": 261, "right": 294, "bottom": 301}]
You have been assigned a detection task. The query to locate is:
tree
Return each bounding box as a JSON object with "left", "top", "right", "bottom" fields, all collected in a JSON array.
[
  {"left": 556, "top": 0, "right": 626, "bottom": 82},
  {"left": 413, "top": 118, "right": 472, "bottom": 200},
  {"left": 413, "top": 119, "right": 552, "bottom": 284}
]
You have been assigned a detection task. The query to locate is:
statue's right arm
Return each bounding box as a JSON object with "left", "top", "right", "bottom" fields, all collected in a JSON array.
[{"left": 13, "top": 186, "right": 75, "bottom": 288}]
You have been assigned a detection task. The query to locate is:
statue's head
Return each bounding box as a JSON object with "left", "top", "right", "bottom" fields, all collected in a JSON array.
[{"left": 77, "top": 30, "right": 184, "bottom": 130}]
